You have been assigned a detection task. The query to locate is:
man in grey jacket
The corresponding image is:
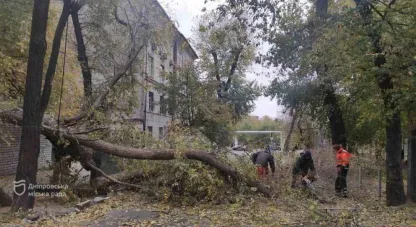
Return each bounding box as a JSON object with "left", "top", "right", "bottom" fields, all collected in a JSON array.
[{"left": 251, "top": 146, "right": 276, "bottom": 178}]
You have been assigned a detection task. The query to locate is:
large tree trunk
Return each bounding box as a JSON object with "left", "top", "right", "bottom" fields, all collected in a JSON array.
[
  {"left": 283, "top": 108, "right": 298, "bottom": 153},
  {"left": 380, "top": 88, "right": 406, "bottom": 206},
  {"left": 384, "top": 110, "right": 406, "bottom": 205},
  {"left": 324, "top": 88, "right": 347, "bottom": 147},
  {"left": 39, "top": 0, "right": 71, "bottom": 117},
  {"left": 12, "top": 0, "right": 50, "bottom": 211},
  {"left": 314, "top": 0, "right": 348, "bottom": 148},
  {"left": 71, "top": 6, "right": 92, "bottom": 98},
  {"left": 407, "top": 129, "right": 416, "bottom": 202}
]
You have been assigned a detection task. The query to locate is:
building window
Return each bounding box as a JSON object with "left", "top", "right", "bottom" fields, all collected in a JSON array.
[
  {"left": 160, "top": 96, "right": 167, "bottom": 115},
  {"left": 147, "top": 126, "right": 153, "bottom": 136},
  {"left": 148, "top": 55, "right": 154, "bottom": 77},
  {"left": 149, "top": 91, "right": 154, "bottom": 112},
  {"left": 159, "top": 127, "right": 164, "bottom": 139}
]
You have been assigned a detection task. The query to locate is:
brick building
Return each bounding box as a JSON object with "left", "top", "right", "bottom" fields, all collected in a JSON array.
[
  {"left": 0, "top": 0, "right": 197, "bottom": 176},
  {"left": 0, "top": 123, "right": 52, "bottom": 176}
]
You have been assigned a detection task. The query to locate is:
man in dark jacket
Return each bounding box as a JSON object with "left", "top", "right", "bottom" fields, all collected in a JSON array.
[
  {"left": 251, "top": 146, "right": 275, "bottom": 178},
  {"left": 291, "top": 150, "right": 316, "bottom": 188}
]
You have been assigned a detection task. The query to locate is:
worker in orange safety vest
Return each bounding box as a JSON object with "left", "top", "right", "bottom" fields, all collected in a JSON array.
[{"left": 333, "top": 144, "right": 351, "bottom": 197}]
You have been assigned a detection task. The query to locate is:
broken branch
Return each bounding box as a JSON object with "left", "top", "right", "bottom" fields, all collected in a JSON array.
[
  {"left": 63, "top": 44, "right": 145, "bottom": 125},
  {"left": 85, "top": 162, "right": 141, "bottom": 189}
]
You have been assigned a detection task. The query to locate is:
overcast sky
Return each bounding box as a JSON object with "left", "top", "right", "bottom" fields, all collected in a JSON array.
[{"left": 159, "top": 0, "right": 284, "bottom": 119}]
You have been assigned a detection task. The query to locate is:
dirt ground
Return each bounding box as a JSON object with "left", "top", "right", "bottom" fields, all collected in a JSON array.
[
  {"left": 1, "top": 150, "right": 416, "bottom": 226},
  {"left": 1, "top": 189, "right": 415, "bottom": 226}
]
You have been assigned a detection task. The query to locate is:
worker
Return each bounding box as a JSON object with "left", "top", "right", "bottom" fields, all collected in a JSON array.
[
  {"left": 251, "top": 145, "right": 275, "bottom": 178},
  {"left": 291, "top": 149, "right": 316, "bottom": 188},
  {"left": 334, "top": 144, "right": 351, "bottom": 197}
]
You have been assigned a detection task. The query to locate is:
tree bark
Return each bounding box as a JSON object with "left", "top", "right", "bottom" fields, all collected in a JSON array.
[
  {"left": 71, "top": 6, "right": 93, "bottom": 98},
  {"left": 324, "top": 87, "right": 347, "bottom": 147},
  {"left": 12, "top": 0, "right": 50, "bottom": 211},
  {"left": 283, "top": 108, "right": 298, "bottom": 153},
  {"left": 407, "top": 129, "right": 416, "bottom": 201},
  {"left": 40, "top": 0, "right": 71, "bottom": 117},
  {"left": 384, "top": 111, "right": 406, "bottom": 205}
]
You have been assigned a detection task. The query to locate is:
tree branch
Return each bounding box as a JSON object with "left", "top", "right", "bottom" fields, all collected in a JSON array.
[
  {"left": 73, "top": 127, "right": 109, "bottom": 135},
  {"left": 63, "top": 44, "right": 145, "bottom": 125},
  {"left": 212, "top": 51, "right": 223, "bottom": 99},
  {"left": 114, "top": 5, "right": 128, "bottom": 26},
  {"left": 211, "top": 51, "right": 221, "bottom": 82},
  {"left": 71, "top": 6, "right": 93, "bottom": 98},
  {"left": 368, "top": 3, "right": 384, "bottom": 19},
  {"left": 224, "top": 47, "right": 243, "bottom": 92},
  {"left": 387, "top": 0, "right": 396, "bottom": 8},
  {"left": 40, "top": 0, "right": 71, "bottom": 117},
  {"left": 85, "top": 162, "right": 141, "bottom": 189}
]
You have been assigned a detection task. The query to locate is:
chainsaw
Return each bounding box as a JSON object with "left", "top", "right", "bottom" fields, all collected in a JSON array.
[{"left": 302, "top": 175, "right": 317, "bottom": 191}]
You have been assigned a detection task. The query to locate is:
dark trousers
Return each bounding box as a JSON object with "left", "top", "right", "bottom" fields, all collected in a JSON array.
[{"left": 335, "top": 165, "right": 349, "bottom": 194}]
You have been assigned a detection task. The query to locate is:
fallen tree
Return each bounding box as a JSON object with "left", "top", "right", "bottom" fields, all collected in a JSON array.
[{"left": 0, "top": 109, "right": 272, "bottom": 198}]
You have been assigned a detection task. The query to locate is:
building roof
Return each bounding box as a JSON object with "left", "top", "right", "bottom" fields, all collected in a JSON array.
[{"left": 151, "top": 0, "right": 198, "bottom": 59}]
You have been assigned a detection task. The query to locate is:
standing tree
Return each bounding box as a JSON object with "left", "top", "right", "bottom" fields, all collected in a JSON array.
[
  {"left": 263, "top": 0, "right": 348, "bottom": 148},
  {"left": 157, "top": 9, "right": 260, "bottom": 146},
  {"left": 196, "top": 10, "right": 259, "bottom": 120},
  {"left": 12, "top": 0, "right": 51, "bottom": 211},
  {"left": 353, "top": 0, "right": 406, "bottom": 206}
]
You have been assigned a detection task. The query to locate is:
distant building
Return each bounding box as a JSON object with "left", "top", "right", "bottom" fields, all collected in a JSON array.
[
  {"left": 135, "top": 28, "right": 198, "bottom": 139},
  {"left": 96, "top": 0, "right": 198, "bottom": 140},
  {"left": 121, "top": 0, "right": 198, "bottom": 139}
]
